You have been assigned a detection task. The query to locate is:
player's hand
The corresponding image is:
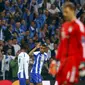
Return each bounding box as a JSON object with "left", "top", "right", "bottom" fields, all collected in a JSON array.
[
  {"left": 36, "top": 43, "right": 41, "bottom": 49},
  {"left": 62, "top": 81, "right": 67, "bottom": 85},
  {"left": 26, "top": 79, "right": 29, "bottom": 84}
]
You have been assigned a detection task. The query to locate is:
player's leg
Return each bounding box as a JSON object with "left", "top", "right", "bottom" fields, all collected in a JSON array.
[
  {"left": 36, "top": 83, "right": 42, "bottom": 85},
  {"left": 30, "top": 73, "right": 35, "bottom": 85},
  {"left": 36, "top": 74, "right": 42, "bottom": 85},
  {"left": 30, "top": 83, "right": 34, "bottom": 85},
  {"left": 18, "top": 73, "right": 26, "bottom": 85},
  {"left": 19, "top": 78, "right": 26, "bottom": 85}
]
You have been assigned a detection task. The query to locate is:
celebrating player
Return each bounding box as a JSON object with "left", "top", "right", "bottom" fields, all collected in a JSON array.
[
  {"left": 29, "top": 43, "right": 48, "bottom": 85},
  {"left": 56, "top": 2, "right": 85, "bottom": 85}
]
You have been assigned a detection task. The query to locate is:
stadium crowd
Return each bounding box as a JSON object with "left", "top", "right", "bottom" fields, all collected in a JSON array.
[{"left": 0, "top": 0, "right": 85, "bottom": 83}]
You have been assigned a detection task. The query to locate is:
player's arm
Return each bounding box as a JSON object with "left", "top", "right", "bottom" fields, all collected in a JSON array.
[
  {"left": 44, "top": 53, "right": 49, "bottom": 71},
  {"left": 44, "top": 62, "right": 49, "bottom": 70},
  {"left": 28, "top": 43, "right": 41, "bottom": 57}
]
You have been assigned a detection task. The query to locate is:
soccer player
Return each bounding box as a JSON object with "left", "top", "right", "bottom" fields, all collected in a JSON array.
[
  {"left": 18, "top": 47, "right": 30, "bottom": 85},
  {"left": 56, "top": 2, "right": 85, "bottom": 85},
  {"left": 29, "top": 43, "right": 48, "bottom": 85}
]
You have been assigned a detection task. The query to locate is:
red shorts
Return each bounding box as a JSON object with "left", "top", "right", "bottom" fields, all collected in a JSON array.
[{"left": 56, "top": 56, "right": 79, "bottom": 85}]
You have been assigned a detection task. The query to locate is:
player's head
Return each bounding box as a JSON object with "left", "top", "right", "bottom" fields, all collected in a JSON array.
[
  {"left": 20, "top": 45, "right": 28, "bottom": 52},
  {"left": 62, "top": 2, "right": 76, "bottom": 21},
  {"left": 40, "top": 44, "right": 47, "bottom": 54}
]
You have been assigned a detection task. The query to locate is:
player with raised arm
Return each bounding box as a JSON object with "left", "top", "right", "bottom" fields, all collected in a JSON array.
[{"left": 29, "top": 43, "right": 48, "bottom": 85}]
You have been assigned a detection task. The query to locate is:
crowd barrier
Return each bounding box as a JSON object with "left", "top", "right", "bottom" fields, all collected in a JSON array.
[{"left": 0, "top": 80, "right": 85, "bottom": 85}]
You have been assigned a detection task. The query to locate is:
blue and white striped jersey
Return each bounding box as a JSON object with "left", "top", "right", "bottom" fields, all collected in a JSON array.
[{"left": 31, "top": 51, "right": 48, "bottom": 74}]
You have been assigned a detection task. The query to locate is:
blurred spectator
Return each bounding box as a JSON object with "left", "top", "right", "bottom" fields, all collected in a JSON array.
[
  {"left": 48, "top": 4, "right": 60, "bottom": 15},
  {"left": 10, "top": 50, "right": 20, "bottom": 81},
  {"left": 54, "top": 43, "right": 58, "bottom": 56},
  {"left": 46, "top": 0, "right": 51, "bottom": 10},
  {"left": 48, "top": 20, "right": 56, "bottom": 37},
  {"left": 0, "top": 19, "right": 4, "bottom": 41},
  {"left": 0, "top": 40, "right": 3, "bottom": 61},
  {"left": 3, "top": 39, "right": 15, "bottom": 56},
  {"left": 1, "top": 19, "right": 7, "bottom": 30},
  {"left": 13, "top": 22, "right": 25, "bottom": 44},
  {"left": 0, "top": 0, "right": 5, "bottom": 13},
  {"left": 45, "top": 46, "right": 51, "bottom": 59},
  {"left": 45, "top": 10, "right": 51, "bottom": 25},
  {"left": 28, "top": 38, "right": 35, "bottom": 50},
  {"left": 4, "top": 25, "right": 13, "bottom": 41},
  {"left": 49, "top": 58, "right": 57, "bottom": 77},
  {"left": 46, "top": 38, "right": 54, "bottom": 51},
  {"left": 2, "top": 48, "right": 15, "bottom": 79},
  {"left": 29, "top": 21, "right": 36, "bottom": 38},
  {"left": 45, "top": 38, "right": 54, "bottom": 57},
  {"left": 12, "top": 38, "right": 21, "bottom": 55},
  {"left": 14, "top": 6, "right": 22, "bottom": 21},
  {"left": 20, "top": 19, "right": 27, "bottom": 31},
  {"left": 80, "top": 0, "right": 85, "bottom": 5},
  {"left": 0, "top": 40, "right": 3, "bottom": 78},
  {"left": 77, "top": 3, "right": 85, "bottom": 18},
  {"left": 5, "top": 0, "right": 10, "bottom": 11},
  {"left": 80, "top": 13, "right": 85, "bottom": 25},
  {"left": 9, "top": 18, "right": 15, "bottom": 29},
  {"left": 76, "top": 4, "right": 81, "bottom": 15},
  {"left": 17, "top": 0, "right": 23, "bottom": 9},
  {"left": 30, "top": 0, "right": 38, "bottom": 13}
]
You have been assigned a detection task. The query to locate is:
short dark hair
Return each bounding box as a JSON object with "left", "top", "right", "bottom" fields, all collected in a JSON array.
[
  {"left": 12, "top": 37, "right": 17, "bottom": 40},
  {"left": 63, "top": 2, "right": 76, "bottom": 11},
  {"left": 41, "top": 44, "right": 47, "bottom": 48},
  {"left": 21, "top": 45, "right": 27, "bottom": 50}
]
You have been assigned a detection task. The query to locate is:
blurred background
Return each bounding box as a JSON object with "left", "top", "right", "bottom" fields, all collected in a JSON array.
[{"left": 0, "top": 0, "right": 85, "bottom": 85}]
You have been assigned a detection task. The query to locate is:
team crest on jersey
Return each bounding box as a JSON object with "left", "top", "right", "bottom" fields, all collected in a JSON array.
[
  {"left": 68, "top": 26, "right": 73, "bottom": 33},
  {"left": 61, "top": 30, "right": 69, "bottom": 39}
]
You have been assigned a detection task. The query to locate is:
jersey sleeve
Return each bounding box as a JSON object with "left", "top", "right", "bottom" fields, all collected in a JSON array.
[
  {"left": 24, "top": 53, "right": 30, "bottom": 79},
  {"left": 33, "top": 51, "right": 40, "bottom": 57},
  {"left": 76, "top": 20, "right": 85, "bottom": 61}
]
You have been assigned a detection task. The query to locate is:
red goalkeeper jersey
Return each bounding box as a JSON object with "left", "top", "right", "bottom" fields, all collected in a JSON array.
[{"left": 56, "top": 19, "right": 85, "bottom": 84}]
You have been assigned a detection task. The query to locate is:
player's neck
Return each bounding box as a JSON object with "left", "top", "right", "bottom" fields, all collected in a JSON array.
[{"left": 70, "top": 16, "right": 76, "bottom": 22}]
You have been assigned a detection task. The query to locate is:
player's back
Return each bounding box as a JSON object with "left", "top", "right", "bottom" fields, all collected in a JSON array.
[
  {"left": 18, "top": 52, "right": 24, "bottom": 73},
  {"left": 18, "top": 52, "right": 29, "bottom": 74}
]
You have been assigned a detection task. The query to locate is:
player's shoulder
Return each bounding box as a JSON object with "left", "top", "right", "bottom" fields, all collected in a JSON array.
[
  {"left": 18, "top": 52, "right": 28, "bottom": 56},
  {"left": 18, "top": 52, "right": 25, "bottom": 56},
  {"left": 24, "top": 52, "right": 30, "bottom": 58},
  {"left": 34, "top": 51, "right": 40, "bottom": 55},
  {"left": 75, "top": 19, "right": 84, "bottom": 26},
  {"left": 62, "top": 22, "right": 70, "bottom": 27},
  {"left": 75, "top": 19, "right": 85, "bottom": 32},
  {"left": 18, "top": 52, "right": 23, "bottom": 57},
  {"left": 18, "top": 52, "right": 24, "bottom": 60},
  {"left": 44, "top": 52, "right": 48, "bottom": 57}
]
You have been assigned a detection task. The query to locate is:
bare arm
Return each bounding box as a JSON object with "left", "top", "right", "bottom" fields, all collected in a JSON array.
[{"left": 28, "top": 43, "right": 41, "bottom": 57}]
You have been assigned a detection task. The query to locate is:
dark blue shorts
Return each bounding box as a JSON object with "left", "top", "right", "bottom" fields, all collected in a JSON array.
[
  {"left": 18, "top": 72, "right": 26, "bottom": 85},
  {"left": 30, "top": 73, "right": 42, "bottom": 84}
]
